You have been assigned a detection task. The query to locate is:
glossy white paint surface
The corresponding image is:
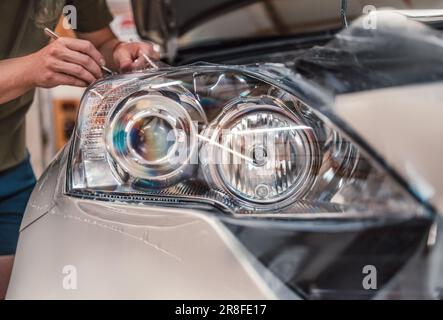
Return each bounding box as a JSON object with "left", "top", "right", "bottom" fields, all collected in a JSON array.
[{"left": 336, "top": 82, "right": 443, "bottom": 214}]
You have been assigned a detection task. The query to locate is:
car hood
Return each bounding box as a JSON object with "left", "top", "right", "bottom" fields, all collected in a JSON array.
[
  {"left": 132, "top": 0, "right": 257, "bottom": 35},
  {"left": 131, "top": 0, "right": 443, "bottom": 58},
  {"left": 131, "top": 0, "right": 347, "bottom": 48}
]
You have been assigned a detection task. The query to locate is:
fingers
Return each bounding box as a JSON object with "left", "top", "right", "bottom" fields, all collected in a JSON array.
[
  {"left": 51, "top": 60, "right": 97, "bottom": 84},
  {"left": 132, "top": 46, "right": 160, "bottom": 69},
  {"left": 60, "top": 37, "right": 105, "bottom": 67},
  {"left": 34, "top": 37, "right": 106, "bottom": 88},
  {"left": 114, "top": 42, "right": 160, "bottom": 72},
  {"left": 115, "top": 49, "right": 134, "bottom": 71},
  {"left": 129, "top": 57, "right": 146, "bottom": 70},
  {"left": 58, "top": 48, "right": 103, "bottom": 79},
  {"left": 51, "top": 73, "right": 88, "bottom": 87},
  {"left": 143, "top": 43, "right": 161, "bottom": 60},
  {"left": 47, "top": 38, "right": 105, "bottom": 84}
]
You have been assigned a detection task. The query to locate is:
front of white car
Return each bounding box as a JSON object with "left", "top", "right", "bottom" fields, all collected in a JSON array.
[{"left": 7, "top": 2, "right": 443, "bottom": 299}]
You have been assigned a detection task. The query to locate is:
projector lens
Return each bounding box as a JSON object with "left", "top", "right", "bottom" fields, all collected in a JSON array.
[
  {"left": 129, "top": 115, "right": 176, "bottom": 163},
  {"left": 106, "top": 89, "right": 202, "bottom": 188}
]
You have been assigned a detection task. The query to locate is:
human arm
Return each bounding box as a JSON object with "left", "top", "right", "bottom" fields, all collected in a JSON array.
[
  {"left": 76, "top": 26, "right": 160, "bottom": 72},
  {"left": 0, "top": 37, "right": 104, "bottom": 105}
]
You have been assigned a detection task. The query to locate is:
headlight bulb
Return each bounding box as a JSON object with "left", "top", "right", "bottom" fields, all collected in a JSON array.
[{"left": 201, "top": 96, "right": 321, "bottom": 210}]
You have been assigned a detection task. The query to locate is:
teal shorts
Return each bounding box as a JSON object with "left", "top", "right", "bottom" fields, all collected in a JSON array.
[{"left": 0, "top": 156, "right": 36, "bottom": 255}]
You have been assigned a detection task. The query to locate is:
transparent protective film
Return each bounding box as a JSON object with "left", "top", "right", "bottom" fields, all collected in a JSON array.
[
  {"left": 68, "top": 65, "right": 428, "bottom": 219},
  {"left": 63, "top": 12, "right": 443, "bottom": 300},
  {"left": 291, "top": 12, "right": 443, "bottom": 217}
]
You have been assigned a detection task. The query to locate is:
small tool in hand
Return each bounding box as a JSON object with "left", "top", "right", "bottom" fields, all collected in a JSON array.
[
  {"left": 43, "top": 27, "right": 114, "bottom": 75},
  {"left": 141, "top": 52, "right": 159, "bottom": 70}
]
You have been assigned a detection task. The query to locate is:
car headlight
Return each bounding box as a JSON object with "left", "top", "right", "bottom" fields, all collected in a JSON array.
[
  {"left": 105, "top": 84, "right": 206, "bottom": 188},
  {"left": 200, "top": 96, "right": 320, "bottom": 210},
  {"left": 67, "top": 65, "right": 429, "bottom": 218}
]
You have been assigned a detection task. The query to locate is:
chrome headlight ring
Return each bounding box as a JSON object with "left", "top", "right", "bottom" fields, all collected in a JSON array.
[{"left": 201, "top": 95, "right": 321, "bottom": 210}]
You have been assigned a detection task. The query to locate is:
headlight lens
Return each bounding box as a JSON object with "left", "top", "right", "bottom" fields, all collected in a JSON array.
[
  {"left": 201, "top": 97, "right": 320, "bottom": 209},
  {"left": 67, "top": 66, "right": 428, "bottom": 218},
  {"left": 105, "top": 84, "right": 206, "bottom": 188}
]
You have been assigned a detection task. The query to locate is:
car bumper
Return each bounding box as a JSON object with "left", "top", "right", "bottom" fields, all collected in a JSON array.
[
  {"left": 6, "top": 147, "right": 443, "bottom": 299},
  {"left": 6, "top": 148, "right": 287, "bottom": 299}
]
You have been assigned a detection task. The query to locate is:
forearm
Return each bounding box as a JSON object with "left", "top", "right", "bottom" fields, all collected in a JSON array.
[{"left": 0, "top": 56, "right": 35, "bottom": 105}]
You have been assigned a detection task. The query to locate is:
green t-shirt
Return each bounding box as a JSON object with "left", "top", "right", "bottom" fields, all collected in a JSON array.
[{"left": 0, "top": 0, "right": 113, "bottom": 171}]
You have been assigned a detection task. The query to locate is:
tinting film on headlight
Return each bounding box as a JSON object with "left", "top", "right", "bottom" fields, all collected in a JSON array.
[{"left": 68, "top": 66, "right": 428, "bottom": 218}]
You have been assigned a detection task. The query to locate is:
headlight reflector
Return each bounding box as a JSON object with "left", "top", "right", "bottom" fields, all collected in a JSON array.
[{"left": 201, "top": 97, "right": 320, "bottom": 209}]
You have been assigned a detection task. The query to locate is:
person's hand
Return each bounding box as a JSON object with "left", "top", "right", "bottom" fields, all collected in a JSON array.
[
  {"left": 30, "top": 37, "right": 105, "bottom": 88},
  {"left": 113, "top": 41, "right": 160, "bottom": 72}
]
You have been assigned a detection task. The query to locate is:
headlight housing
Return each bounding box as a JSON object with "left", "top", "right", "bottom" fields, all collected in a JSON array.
[{"left": 67, "top": 65, "right": 429, "bottom": 218}]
